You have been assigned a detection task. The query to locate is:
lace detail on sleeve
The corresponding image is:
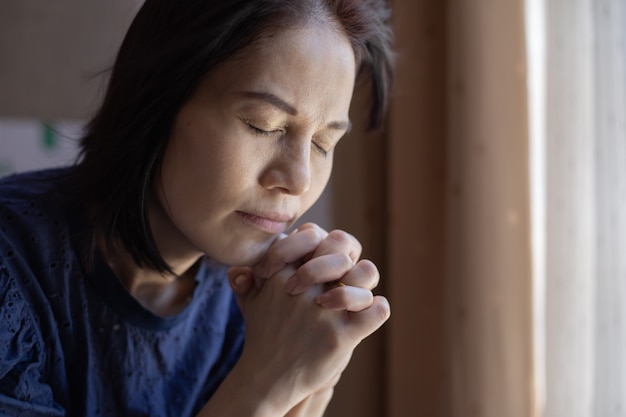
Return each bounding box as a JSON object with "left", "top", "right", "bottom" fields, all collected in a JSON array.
[{"left": 0, "top": 266, "right": 63, "bottom": 416}]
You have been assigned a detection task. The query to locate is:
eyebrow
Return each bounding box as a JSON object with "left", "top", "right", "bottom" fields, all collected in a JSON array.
[{"left": 238, "top": 91, "right": 352, "bottom": 132}]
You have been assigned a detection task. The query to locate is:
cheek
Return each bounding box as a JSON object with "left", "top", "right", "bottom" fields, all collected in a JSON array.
[
  {"left": 157, "top": 127, "right": 230, "bottom": 228},
  {"left": 164, "top": 117, "right": 240, "bottom": 190}
]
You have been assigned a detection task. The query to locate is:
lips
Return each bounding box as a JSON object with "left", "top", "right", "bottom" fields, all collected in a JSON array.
[{"left": 235, "top": 211, "right": 293, "bottom": 234}]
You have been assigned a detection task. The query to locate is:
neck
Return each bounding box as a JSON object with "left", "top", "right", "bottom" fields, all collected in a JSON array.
[
  {"left": 98, "top": 197, "right": 204, "bottom": 317},
  {"left": 101, "top": 238, "right": 201, "bottom": 317}
]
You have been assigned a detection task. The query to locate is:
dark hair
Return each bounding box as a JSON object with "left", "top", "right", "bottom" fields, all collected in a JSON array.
[{"left": 74, "top": 0, "right": 394, "bottom": 273}]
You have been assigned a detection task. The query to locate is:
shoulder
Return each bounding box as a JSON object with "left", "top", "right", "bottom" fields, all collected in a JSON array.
[
  {"left": 0, "top": 167, "right": 73, "bottom": 243},
  {"left": 0, "top": 168, "right": 78, "bottom": 272},
  {"left": 0, "top": 167, "right": 71, "bottom": 202},
  {"left": 0, "top": 265, "right": 64, "bottom": 415},
  {"left": 0, "top": 169, "right": 81, "bottom": 415},
  {"left": 0, "top": 266, "right": 43, "bottom": 378}
]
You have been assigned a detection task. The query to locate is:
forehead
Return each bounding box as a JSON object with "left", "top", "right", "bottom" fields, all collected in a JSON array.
[{"left": 201, "top": 23, "right": 357, "bottom": 119}]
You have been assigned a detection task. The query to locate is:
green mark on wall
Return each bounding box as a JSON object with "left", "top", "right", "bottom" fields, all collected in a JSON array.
[{"left": 41, "top": 122, "right": 58, "bottom": 151}]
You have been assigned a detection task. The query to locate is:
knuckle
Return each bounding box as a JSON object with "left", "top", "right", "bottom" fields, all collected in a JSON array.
[
  {"left": 357, "top": 259, "right": 378, "bottom": 277},
  {"left": 309, "top": 222, "right": 329, "bottom": 235},
  {"left": 297, "top": 226, "right": 326, "bottom": 248},
  {"left": 338, "top": 252, "right": 354, "bottom": 268},
  {"left": 375, "top": 297, "right": 391, "bottom": 322},
  {"left": 326, "top": 230, "right": 362, "bottom": 261},
  {"left": 328, "top": 229, "right": 353, "bottom": 245},
  {"left": 297, "top": 222, "right": 316, "bottom": 231},
  {"left": 309, "top": 226, "right": 327, "bottom": 243},
  {"left": 299, "top": 222, "right": 321, "bottom": 232}
]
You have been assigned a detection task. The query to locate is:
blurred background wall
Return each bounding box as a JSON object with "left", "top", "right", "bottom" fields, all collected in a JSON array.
[
  {"left": 0, "top": 1, "right": 142, "bottom": 175},
  {"left": 0, "top": 1, "right": 142, "bottom": 120}
]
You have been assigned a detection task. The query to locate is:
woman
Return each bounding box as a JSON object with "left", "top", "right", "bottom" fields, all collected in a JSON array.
[{"left": 0, "top": 0, "right": 394, "bottom": 415}]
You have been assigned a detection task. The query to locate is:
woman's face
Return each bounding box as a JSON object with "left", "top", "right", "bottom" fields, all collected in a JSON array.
[{"left": 155, "top": 23, "right": 356, "bottom": 267}]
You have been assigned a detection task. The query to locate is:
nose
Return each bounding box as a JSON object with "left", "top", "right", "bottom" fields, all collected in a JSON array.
[{"left": 259, "top": 138, "right": 311, "bottom": 195}]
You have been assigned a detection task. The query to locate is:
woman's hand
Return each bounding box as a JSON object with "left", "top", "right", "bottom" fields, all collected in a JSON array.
[
  {"left": 229, "top": 223, "right": 380, "bottom": 312},
  {"left": 224, "top": 223, "right": 390, "bottom": 415},
  {"left": 227, "top": 258, "right": 390, "bottom": 415}
]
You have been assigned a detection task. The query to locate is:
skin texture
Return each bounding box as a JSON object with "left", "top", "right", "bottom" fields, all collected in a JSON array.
[
  {"left": 106, "top": 21, "right": 390, "bottom": 417},
  {"left": 152, "top": 23, "right": 355, "bottom": 273}
]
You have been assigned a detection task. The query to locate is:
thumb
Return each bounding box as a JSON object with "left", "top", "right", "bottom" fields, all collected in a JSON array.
[{"left": 227, "top": 267, "right": 254, "bottom": 310}]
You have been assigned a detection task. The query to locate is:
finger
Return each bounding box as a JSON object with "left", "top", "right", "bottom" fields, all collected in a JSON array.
[
  {"left": 254, "top": 225, "right": 328, "bottom": 278},
  {"left": 311, "top": 229, "right": 362, "bottom": 264},
  {"left": 344, "top": 296, "right": 391, "bottom": 344},
  {"left": 337, "top": 259, "right": 380, "bottom": 291},
  {"left": 227, "top": 267, "right": 254, "bottom": 292},
  {"left": 286, "top": 253, "right": 353, "bottom": 295},
  {"left": 295, "top": 222, "right": 326, "bottom": 233},
  {"left": 227, "top": 267, "right": 254, "bottom": 310},
  {"left": 316, "top": 285, "right": 374, "bottom": 312}
]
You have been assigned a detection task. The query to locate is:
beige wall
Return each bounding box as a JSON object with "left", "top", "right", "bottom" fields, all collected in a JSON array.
[{"left": 0, "top": 1, "right": 142, "bottom": 120}]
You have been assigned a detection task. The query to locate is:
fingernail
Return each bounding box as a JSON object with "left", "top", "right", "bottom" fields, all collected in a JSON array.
[
  {"left": 234, "top": 274, "right": 248, "bottom": 289},
  {"left": 285, "top": 274, "right": 298, "bottom": 294},
  {"left": 317, "top": 292, "right": 332, "bottom": 306}
]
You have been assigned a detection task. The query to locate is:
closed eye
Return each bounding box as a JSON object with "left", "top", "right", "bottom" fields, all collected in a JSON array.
[
  {"left": 249, "top": 124, "right": 271, "bottom": 136},
  {"left": 312, "top": 141, "right": 328, "bottom": 157},
  {"left": 244, "top": 119, "right": 284, "bottom": 137},
  {"left": 242, "top": 117, "right": 330, "bottom": 158}
]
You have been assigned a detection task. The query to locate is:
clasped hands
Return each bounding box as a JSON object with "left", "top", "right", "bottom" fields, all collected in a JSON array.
[
  {"left": 226, "top": 223, "right": 390, "bottom": 415},
  {"left": 229, "top": 223, "right": 383, "bottom": 311}
]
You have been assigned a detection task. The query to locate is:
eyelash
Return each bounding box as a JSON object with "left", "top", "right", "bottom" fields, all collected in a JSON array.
[
  {"left": 248, "top": 124, "right": 276, "bottom": 137},
  {"left": 245, "top": 120, "right": 329, "bottom": 158},
  {"left": 312, "top": 140, "right": 329, "bottom": 158}
]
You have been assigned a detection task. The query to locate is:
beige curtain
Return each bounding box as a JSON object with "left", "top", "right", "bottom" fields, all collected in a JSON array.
[
  {"left": 541, "top": 0, "right": 596, "bottom": 415},
  {"left": 536, "top": 0, "right": 626, "bottom": 416},
  {"left": 591, "top": 1, "right": 626, "bottom": 415}
]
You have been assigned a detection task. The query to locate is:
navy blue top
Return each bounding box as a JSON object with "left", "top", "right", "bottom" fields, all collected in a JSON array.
[{"left": 0, "top": 168, "right": 244, "bottom": 417}]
